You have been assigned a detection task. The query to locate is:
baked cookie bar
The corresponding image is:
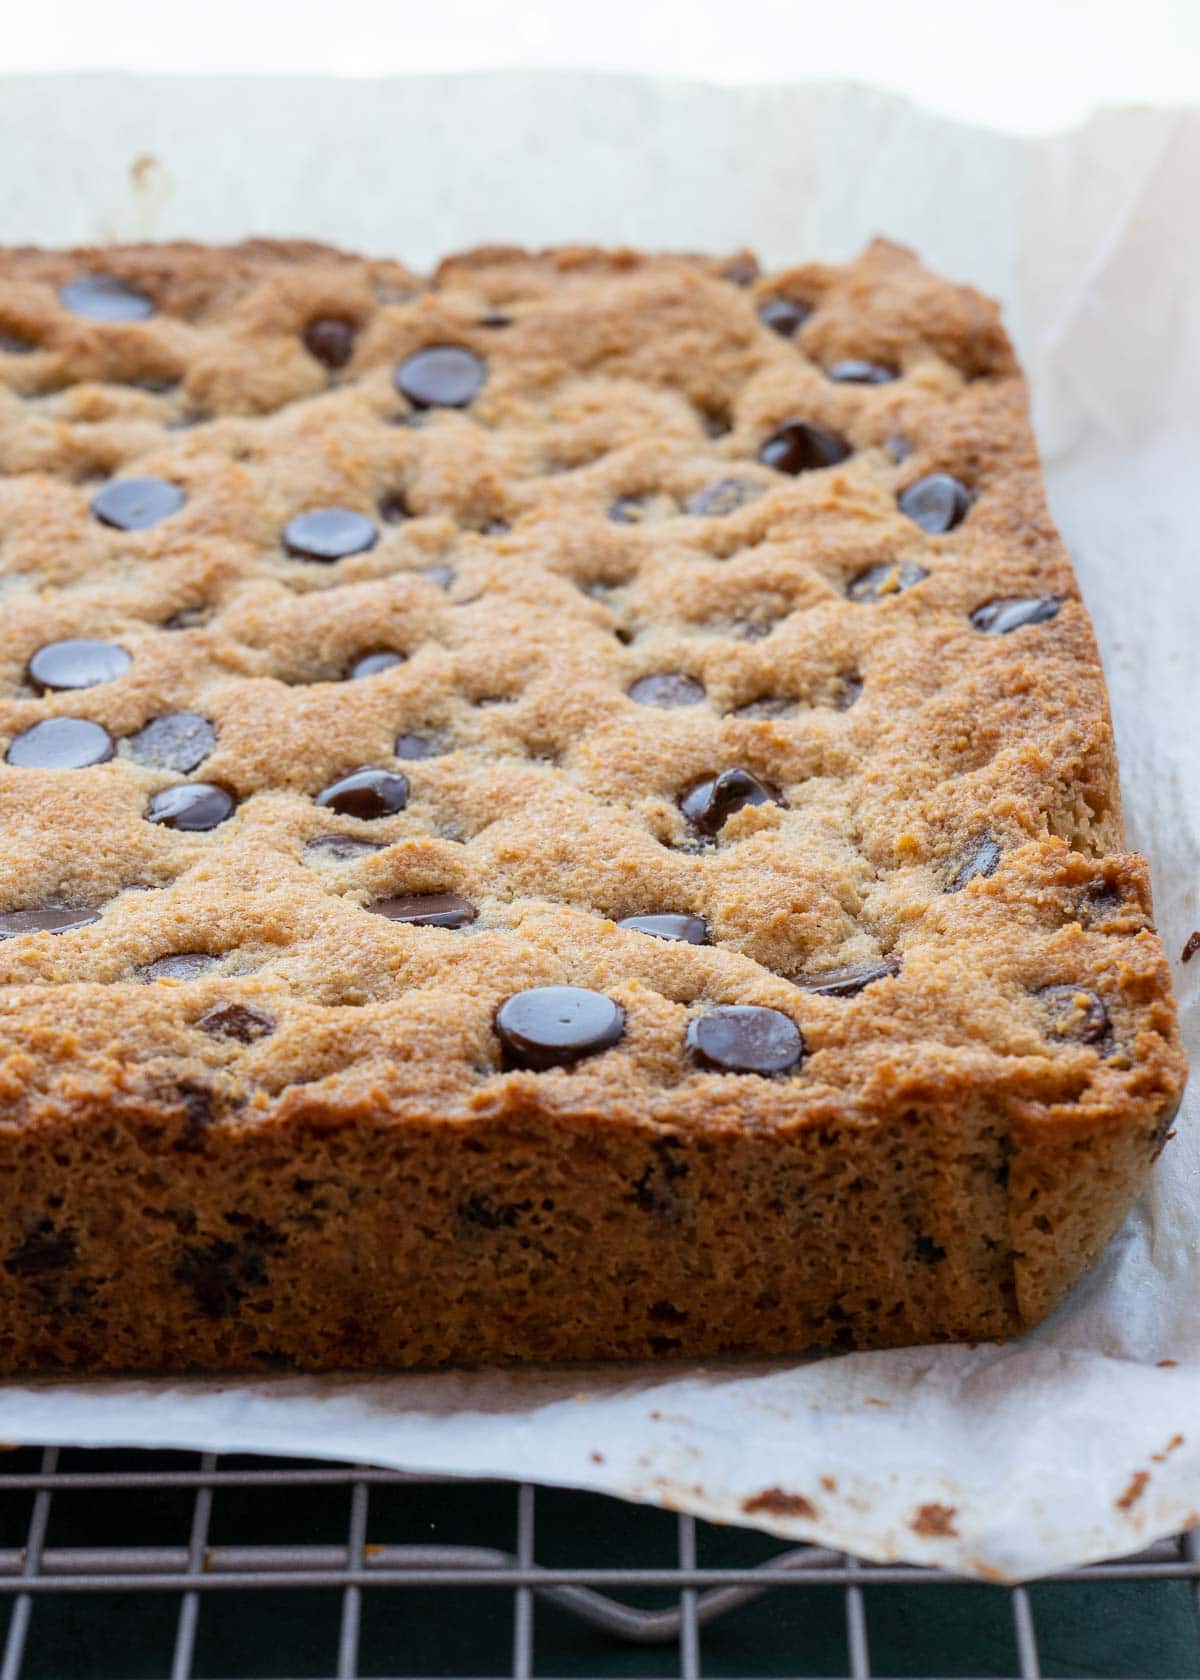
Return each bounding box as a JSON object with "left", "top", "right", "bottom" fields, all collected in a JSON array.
[{"left": 0, "top": 238, "right": 1184, "bottom": 1370}]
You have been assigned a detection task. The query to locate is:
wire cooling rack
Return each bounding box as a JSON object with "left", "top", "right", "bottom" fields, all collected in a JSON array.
[{"left": 0, "top": 1449, "right": 1197, "bottom": 1680}]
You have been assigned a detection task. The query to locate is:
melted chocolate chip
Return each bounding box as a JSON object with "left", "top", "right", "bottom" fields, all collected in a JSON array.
[
  {"left": 198, "top": 1003, "right": 276, "bottom": 1042},
  {"left": 368, "top": 892, "right": 477, "bottom": 928},
  {"left": 347, "top": 650, "right": 406, "bottom": 679},
  {"left": 125, "top": 712, "right": 217, "bottom": 774},
  {"left": 59, "top": 274, "right": 155, "bottom": 321},
  {"left": 946, "top": 835, "right": 1001, "bottom": 892},
  {"left": 758, "top": 297, "right": 810, "bottom": 338},
  {"left": 91, "top": 476, "right": 186, "bottom": 532},
  {"left": 826, "top": 359, "right": 897, "bottom": 384},
  {"left": 495, "top": 985, "right": 625, "bottom": 1070},
  {"left": 139, "top": 952, "right": 217, "bottom": 982},
  {"left": 628, "top": 672, "right": 706, "bottom": 708},
  {"left": 303, "top": 316, "right": 356, "bottom": 369},
  {"left": 0, "top": 906, "right": 102, "bottom": 939},
  {"left": 29, "top": 638, "right": 131, "bottom": 692},
  {"left": 394, "top": 345, "right": 486, "bottom": 408},
  {"left": 394, "top": 732, "right": 438, "bottom": 760},
  {"left": 1038, "top": 984, "right": 1109, "bottom": 1044},
  {"left": 686, "top": 1006, "right": 805, "bottom": 1074},
  {"left": 799, "top": 958, "right": 899, "bottom": 997},
  {"left": 0, "top": 330, "right": 36, "bottom": 354},
  {"left": 970, "top": 596, "right": 1062, "bottom": 635},
  {"left": 847, "top": 561, "right": 928, "bottom": 603},
  {"left": 616, "top": 913, "right": 710, "bottom": 944},
  {"left": 283, "top": 507, "right": 378, "bottom": 562},
  {"left": 5, "top": 1220, "right": 77, "bottom": 1276},
  {"left": 304, "top": 833, "right": 386, "bottom": 861},
  {"left": 145, "top": 783, "right": 236, "bottom": 832},
  {"left": 680, "top": 768, "right": 777, "bottom": 835},
  {"left": 6, "top": 717, "right": 114, "bottom": 769},
  {"left": 898, "top": 473, "right": 972, "bottom": 533},
  {"left": 758, "top": 421, "right": 850, "bottom": 475},
  {"left": 315, "top": 767, "right": 409, "bottom": 819},
  {"left": 685, "top": 478, "right": 759, "bottom": 517}
]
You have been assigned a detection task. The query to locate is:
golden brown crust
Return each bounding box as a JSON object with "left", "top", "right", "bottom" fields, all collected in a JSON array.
[{"left": 0, "top": 236, "right": 1184, "bottom": 1371}]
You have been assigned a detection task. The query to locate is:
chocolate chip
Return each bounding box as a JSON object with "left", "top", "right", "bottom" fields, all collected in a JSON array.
[
  {"left": 478, "top": 311, "right": 512, "bottom": 329},
  {"left": 884, "top": 434, "right": 913, "bottom": 462},
  {"left": 799, "top": 958, "right": 899, "bottom": 997},
  {"left": 198, "top": 1003, "right": 275, "bottom": 1042},
  {"left": 970, "top": 596, "right": 1062, "bottom": 635},
  {"left": 28, "top": 638, "right": 131, "bottom": 692},
  {"left": 946, "top": 835, "right": 1001, "bottom": 892},
  {"left": 394, "top": 732, "right": 438, "bottom": 760},
  {"left": 731, "top": 696, "right": 797, "bottom": 720},
  {"left": 91, "top": 476, "right": 187, "bottom": 531},
  {"left": 685, "top": 478, "right": 759, "bottom": 517},
  {"left": 616, "top": 913, "right": 710, "bottom": 944},
  {"left": 59, "top": 274, "right": 155, "bottom": 321},
  {"left": 394, "top": 345, "right": 486, "bottom": 408},
  {"left": 5, "top": 1221, "right": 77, "bottom": 1276},
  {"left": 347, "top": 650, "right": 406, "bottom": 679},
  {"left": 758, "top": 421, "right": 850, "bottom": 475},
  {"left": 826, "top": 359, "right": 897, "bottom": 384},
  {"left": 304, "top": 833, "right": 386, "bottom": 861},
  {"left": 139, "top": 952, "right": 217, "bottom": 982},
  {"left": 913, "top": 1235, "right": 947, "bottom": 1265},
  {"left": 898, "top": 473, "right": 972, "bottom": 533},
  {"left": 6, "top": 717, "right": 114, "bottom": 769},
  {"left": 608, "top": 493, "right": 675, "bottom": 524},
  {"left": 722, "top": 256, "right": 759, "bottom": 285},
  {"left": 303, "top": 316, "right": 356, "bottom": 369},
  {"left": 162, "top": 605, "right": 213, "bottom": 631},
  {"left": 125, "top": 712, "right": 217, "bottom": 773},
  {"left": 495, "top": 985, "right": 625, "bottom": 1070},
  {"left": 0, "top": 906, "right": 102, "bottom": 938},
  {"left": 368, "top": 892, "right": 477, "bottom": 928},
  {"left": 0, "top": 330, "right": 36, "bottom": 354},
  {"left": 174, "top": 1219, "right": 284, "bottom": 1318},
  {"left": 1183, "top": 931, "right": 1200, "bottom": 965},
  {"left": 420, "top": 563, "right": 456, "bottom": 589},
  {"left": 758, "top": 297, "right": 809, "bottom": 337},
  {"left": 283, "top": 507, "right": 378, "bottom": 562},
  {"left": 737, "top": 619, "right": 777, "bottom": 642},
  {"left": 1038, "top": 984, "right": 1109, "bottom": 1044},
  {"left": 628, "top": 673, "right": 706, "bottom": 708},
  {"left": 680, "top": 768, "right": 777, "bottom": 835},
  {"left": 686, "top": 1006, "right": 805, "bottom": 1074},
  {"left": 834, "top": 674, "right": 863, "bottom": 710},
  {"left": 847, "top": 561, "right": 928, "bottom": 603},
  {"left": 315, "top": 767, "right": 409, "bottom": 818},
  {"left": 379, "top": 493, "right": 410, "bottom": 524},
  {"left": 145, "top": 783, "right": 236, "bottom": 831}
]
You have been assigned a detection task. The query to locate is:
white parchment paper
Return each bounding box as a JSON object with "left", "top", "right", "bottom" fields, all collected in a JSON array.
[{"left": 0, "top": 73, "right": 1197, "bottom": 1581}]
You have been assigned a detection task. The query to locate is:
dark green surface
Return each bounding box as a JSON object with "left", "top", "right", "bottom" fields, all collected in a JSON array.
[{"left": 0, "top": 1450, "right": 1195, "bottom": 1678}]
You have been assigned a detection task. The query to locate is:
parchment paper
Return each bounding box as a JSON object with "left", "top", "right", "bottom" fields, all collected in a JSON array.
[{"left": 0, "top": 73, "right": 1197, "bottom": 1581}]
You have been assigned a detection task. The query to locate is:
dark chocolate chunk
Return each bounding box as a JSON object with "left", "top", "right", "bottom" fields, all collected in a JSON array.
[
  {"left": 6, "top": 717, "right": 114, "bottom": 769},
  {"left": 946, "top": 835, "right": 1001, "bottom": 892},
  {"left": 847, "top": 560, "right": 928, "bottom": 603},
  {"left": 282, "top": 507, "right": 378, "bottom": 562},
  {"left": 347, "top": 650, "right": 406, "bottom": 679},
  {"left": 826, "top": 359, "right": 897, "bottom": 384},
  {"left": 758, "top": 297, "right": 810, "bottom": 338},
  {"left": 28, "top": 638, "right": 131, "bottom": 692},
  {"left": 5, "top": 1220, "right": 77, "bottom": 1276},
  {"left": 0, "top": 906, "right": 102, "bottom": 939},
  {"left": 0, "top": 330, "right": 36, "bottom": 354},
  {"left": 394, "top": 344, "right": 486, "bottom": 408},
  {"left": 198, "top": 1003, "right": 276, "bottom": 1042},
  {"left": 303, "top": 316, "right": 356, "bottom": 369},
  {"left": 173, "top": 1218, "right": 284, "bottom": 1318},
  {"left": 913, "top": 1235, "right": 947, "bottom": 1265},
  {"left": 145, "top": 783, "right": 236, "bottom": 831},
  {"left": 1038, "top": 984, "right": 1109, "bottom": 1044},
  {"left": 970, "top": 596, "right": 1063, "bottom": 635},
  {"left": 59, "top": 274, "right": 155, "bottom": 321},
  {"left": 139, "top": 952, "right": 218, "bottom": 981},
  {"left": 758, "top": 420, "right": 850, "bottom": 475},
  {"left": 898, "top": 473, "right": 972, "bottom": 533},
  {"left": 304, "top": 833, "right": 386, "bottom": 861},
  {"left": 91, "top": 475, "right": 186, "bottom": 531},
  {"left": 685, "top": 478, "right": 759, "bottom": 517},
  {"left": 616, "top": 913, "right": 710, "bottom": 944},
  {"left": 628, "top": 672, "right": 706, "bottom": 708},
  {"left": 125, "top": 712, "right": 217, "bottom": 774},
  {"left": 799, "top": 957, "right": 900, "bottom": 997},
  {"left": 315, "top": 767, "right": 409, "bottom": 819},
  {"left": 368, "top": 892, "right": 477, "bottom": 928},
  {"left": 686, "top": 1005, "right": 805, "bottom": 1074},
  {"left": 394, "top": 732, "right": 438, "bottom": 760},
  {"left": 495, "top": 985, "right": 625, "bottom": 1070},
  {"left": 680, "top": 768, "right": 777, "bottom": 835}
]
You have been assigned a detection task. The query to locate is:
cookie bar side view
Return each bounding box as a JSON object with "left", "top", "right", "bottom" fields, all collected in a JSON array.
[{"left": 0, "top": 237, "right": 1184, "bottom": 1371}]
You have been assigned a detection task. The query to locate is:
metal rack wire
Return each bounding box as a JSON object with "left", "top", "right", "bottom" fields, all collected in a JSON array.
[{"left": 0, "top": 1448, "right": 1197, "bottom": 1680}]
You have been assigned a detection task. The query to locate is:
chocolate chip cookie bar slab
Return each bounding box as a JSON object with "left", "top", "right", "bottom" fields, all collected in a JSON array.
[{"left": 0, "top": 238, "right": 1184, "bottom": 1371}]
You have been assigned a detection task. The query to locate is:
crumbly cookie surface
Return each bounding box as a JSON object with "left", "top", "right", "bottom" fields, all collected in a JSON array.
[{"left": 0, "top": 237, "right": 1184, "bottom": 1370}]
